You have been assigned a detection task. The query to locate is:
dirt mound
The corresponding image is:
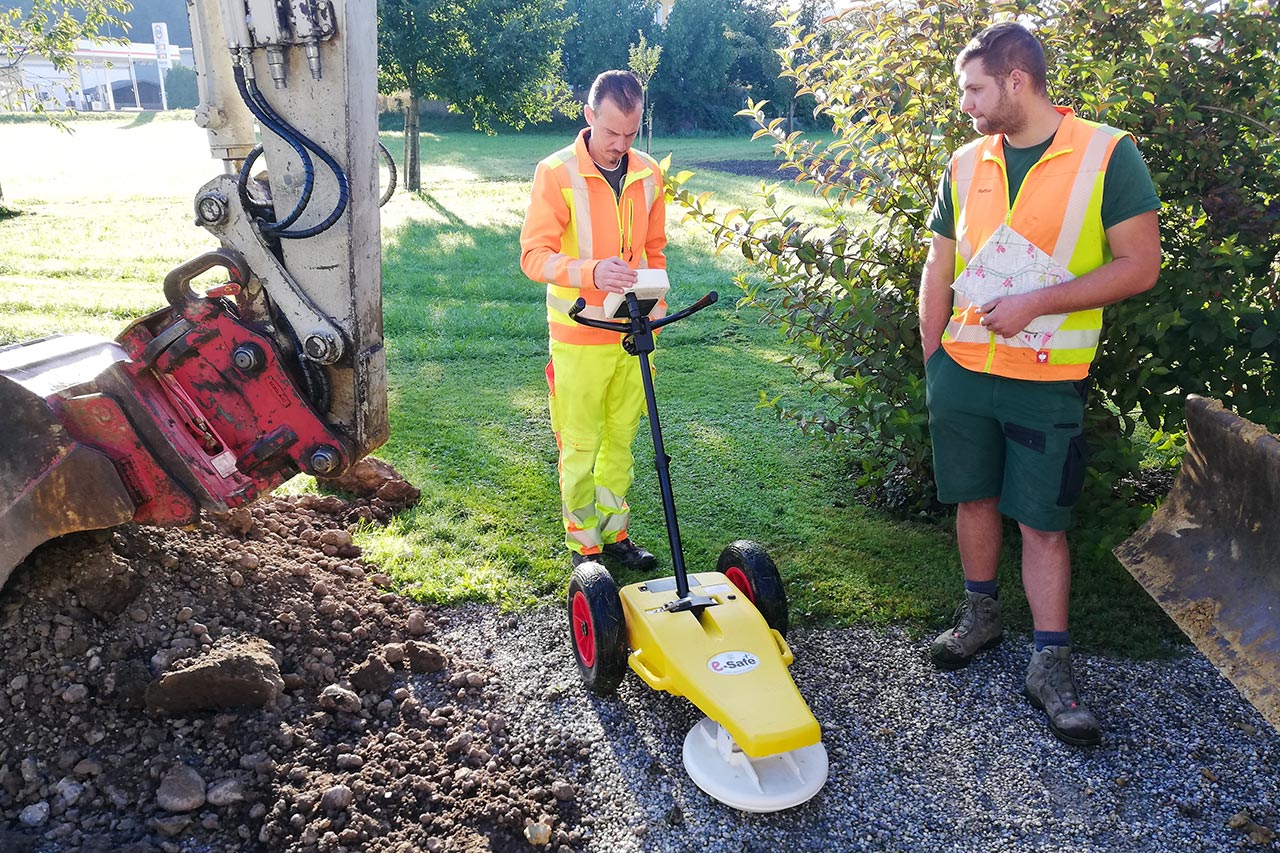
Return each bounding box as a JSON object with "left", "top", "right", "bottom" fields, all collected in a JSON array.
[{"left": 0, "top": 484, "right": 586, "bottom": 852}]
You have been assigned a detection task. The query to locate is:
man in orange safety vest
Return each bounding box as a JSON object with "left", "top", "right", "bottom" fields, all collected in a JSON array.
[
  {"left": 918, "top": 22, "right": 1162, "bottom": 746},
  {"left": 520, "top": 70, "right": 667, "bottom": 573}
]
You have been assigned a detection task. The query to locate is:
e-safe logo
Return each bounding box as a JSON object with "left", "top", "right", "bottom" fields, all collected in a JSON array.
[{"left": 707, "top": 651, "right": 760, "bottom": 675}]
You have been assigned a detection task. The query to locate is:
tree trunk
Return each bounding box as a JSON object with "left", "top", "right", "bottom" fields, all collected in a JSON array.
[
  {"left": 404, "top": 92, "right": 421, "bottom": 192},
  {"left": 788, "top": 96, "right": 796, "bottom": 136}
]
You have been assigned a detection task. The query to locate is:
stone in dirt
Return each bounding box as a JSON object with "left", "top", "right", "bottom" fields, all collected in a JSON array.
[
  {"left": 63, "top": 544, "right": 144, "bottom": 620},
  {"left": 350, "top": 653, "right": 395, "bottom": 694},
  {"left": 319, "top": 456, "right": 421, "bottom": 508},
  {"left": 144, "top": 635, "right": 284, "bottom": 714},
  {"left": 156, "top": 764, "right": 206, "bottom": 813}
]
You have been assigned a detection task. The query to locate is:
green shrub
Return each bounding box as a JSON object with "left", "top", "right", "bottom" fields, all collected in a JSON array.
[
  {"left": 670, "top": 0, "right": 1280, "bottom": 530},
  {"left": 164, "top": 64, "right": 198, "bottom": 110}
]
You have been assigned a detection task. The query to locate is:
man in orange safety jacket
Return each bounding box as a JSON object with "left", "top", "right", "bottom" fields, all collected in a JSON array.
[
  {"left": 918, "top": 23, "right": 1161, "bottom": 746},
  {"left": 519, "top": 70, "right": 666, "bottom": 573}
]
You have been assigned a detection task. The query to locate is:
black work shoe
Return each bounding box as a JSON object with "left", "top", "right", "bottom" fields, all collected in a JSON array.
[
  {"left": 930, "top": 590, "right": 1003, "bottom": 670},
  {"left": 1024, "top": 645, "right": 1102, "bottom": 746},
  {"left": 602, "top": 538, "right": 657, "bottom": 572},
  {"left": 570, "top": 551, "right": 602, "bottom": 570}
]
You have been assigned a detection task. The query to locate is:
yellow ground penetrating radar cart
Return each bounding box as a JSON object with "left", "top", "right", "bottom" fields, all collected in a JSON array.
[{"left": 564, "top": 289, "right": 828, "bottom": 812}]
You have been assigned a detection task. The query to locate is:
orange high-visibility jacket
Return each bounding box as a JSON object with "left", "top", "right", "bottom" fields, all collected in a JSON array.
[
  {"left": 943, "top": 109, "right": 1130, "bottom": 380},
  {"left": 520, "top": 129, "right": 667, "bottom": 346}
]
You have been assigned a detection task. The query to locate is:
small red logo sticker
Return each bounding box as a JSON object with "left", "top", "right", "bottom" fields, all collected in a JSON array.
[{"left": 1036, "top": 351, "right": 1049, "bottom": 363}]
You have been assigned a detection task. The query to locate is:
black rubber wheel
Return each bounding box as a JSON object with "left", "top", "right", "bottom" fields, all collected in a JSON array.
[
  {"left": 717, "top": 539, "right": 788, "bottom": 636},
  {"left": 566, "top": 561, "right": 628, "bottom": 694}
]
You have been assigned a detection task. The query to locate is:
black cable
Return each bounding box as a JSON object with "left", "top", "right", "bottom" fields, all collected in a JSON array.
[
  {"left": 234, "top": 67, "right": 315, "bottom": 232},
  {"left": 245, "top": 78, "right": 349, "bottom": 239}
]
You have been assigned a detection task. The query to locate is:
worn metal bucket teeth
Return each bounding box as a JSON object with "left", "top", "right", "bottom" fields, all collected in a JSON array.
[{"left": 1115, "top": 395, "right": 1280, "bottom": 732}]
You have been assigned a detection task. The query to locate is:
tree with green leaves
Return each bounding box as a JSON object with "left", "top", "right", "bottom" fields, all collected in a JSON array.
[
  {"left": 671, "top": 0, "right": 1279, "bottom": 533},
  {"left": 0, "top": 0, "right": 130, "bottom": 209},
  {"left": 563, "top": 0, "right": 657, "bottom": 91},
  {"left": 377, "top": 0, "right": 576, "bottom": 191},
  {"left": 650, "top": 0, "right": 737, "bottom": 131},
  {"left": 627, "top": 30, "right": 660, "bottom": 153}
]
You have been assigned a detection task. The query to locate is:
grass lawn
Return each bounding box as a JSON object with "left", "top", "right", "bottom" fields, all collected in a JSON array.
[{"left": 0, "top": 113, "right": 1180, "bottom": 655}]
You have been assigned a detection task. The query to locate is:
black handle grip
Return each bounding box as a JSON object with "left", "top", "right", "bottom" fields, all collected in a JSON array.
[{"left": 650, "top": 291, "right": 718, "bottom": 330}]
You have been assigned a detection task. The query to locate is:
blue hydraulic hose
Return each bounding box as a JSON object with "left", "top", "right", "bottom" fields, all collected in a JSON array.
[
  {"left": 245, "top": 78, "right": 349, "bottom": 239},
  {"left": 234, "top": 67, "right": 315, "bottom": 233}
]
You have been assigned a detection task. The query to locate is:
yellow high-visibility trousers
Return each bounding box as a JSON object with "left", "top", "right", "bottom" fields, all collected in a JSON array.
[{"left": 546, "top": 338, "right": 649, "bottom": 555}]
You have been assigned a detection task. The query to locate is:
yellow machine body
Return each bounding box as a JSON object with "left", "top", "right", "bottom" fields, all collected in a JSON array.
[{"left": 619, "top": 572, "right": 821, "bottom": 758}]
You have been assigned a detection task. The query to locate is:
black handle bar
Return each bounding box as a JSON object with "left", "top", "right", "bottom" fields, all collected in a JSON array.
[{"left": 568, "top": 290, "right": 719, "bottom": 332}]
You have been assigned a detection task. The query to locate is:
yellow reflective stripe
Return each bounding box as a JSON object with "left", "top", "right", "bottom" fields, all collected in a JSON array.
[
  {"left": 566, "top": 170, "right": 594, "bottom": 259},
  {"left": 951, "top": 141, "right": 982, "bottom": 268},
  {"left": 1052, "top": 127, "right": 1123, "bottom": 268},
  {"left": 541, "top": 257, "right": 560, "bottom": 282},
  {"left": 566, "top": 502, "right": 597, "bottom": 527},
  {"left": 1047, "top": 345, "right": 1099, "bottom": 365},
  {"left": 948, "top": 323, "right": 992, "bottom": 344},
  {"left": 595, "top": 485, "right": 625, "bottom": 511},
  {"left": 547, "top": 291, "right": 576, "bottom": 315},
  {"left": 948, "top": 318, "right": 1100, "bottom": 350}
]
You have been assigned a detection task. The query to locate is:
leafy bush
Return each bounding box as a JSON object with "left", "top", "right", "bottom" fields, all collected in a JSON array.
[{"left": 670, "top": 0, "right": 1280, "bottom": 527}]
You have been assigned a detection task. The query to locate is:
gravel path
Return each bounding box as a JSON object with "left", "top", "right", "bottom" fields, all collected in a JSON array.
[{"left": 443, "top": 603, "right": 1279, "bottom": 853}]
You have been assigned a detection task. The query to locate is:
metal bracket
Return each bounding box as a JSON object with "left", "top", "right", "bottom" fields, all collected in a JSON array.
[{"left": 194, "top": 173, "right": 347, "bottom": 365}]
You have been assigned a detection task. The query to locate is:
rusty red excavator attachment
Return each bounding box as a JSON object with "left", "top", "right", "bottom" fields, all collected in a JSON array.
[
  {"left": 0, "top": 249, "right": 353, "bottom": 588},
  {"left": 1115, "top": 395, "right": 1280, "bottom": 733}
]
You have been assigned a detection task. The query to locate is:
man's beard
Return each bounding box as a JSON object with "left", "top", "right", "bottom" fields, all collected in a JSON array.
[{"left": 979, "top": 85, "right": 1027, "bottom": 138}]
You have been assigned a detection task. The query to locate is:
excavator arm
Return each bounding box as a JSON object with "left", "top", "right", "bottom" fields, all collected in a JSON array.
[{"left": 0, "top": 0, "right": 385, "bottom": 587}]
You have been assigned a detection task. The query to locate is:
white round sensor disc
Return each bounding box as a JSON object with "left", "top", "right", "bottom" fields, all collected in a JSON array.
[{"left": 681, "top": 716, "right": 828, "bottom": 812}]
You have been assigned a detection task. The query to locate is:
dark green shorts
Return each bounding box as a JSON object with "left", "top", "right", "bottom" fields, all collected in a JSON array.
[{"left": 925, "top": 347, "right": 1088, "bottom": 532}]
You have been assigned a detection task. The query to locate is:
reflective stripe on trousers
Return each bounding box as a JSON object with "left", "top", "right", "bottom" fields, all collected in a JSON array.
[{"left": 546, "top": 339, "right": 649, "bottom": 554}]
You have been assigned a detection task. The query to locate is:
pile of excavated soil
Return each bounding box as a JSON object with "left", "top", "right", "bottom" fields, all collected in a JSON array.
[{"left": 0, "top": 463, "right": 587, "bottom": 853}]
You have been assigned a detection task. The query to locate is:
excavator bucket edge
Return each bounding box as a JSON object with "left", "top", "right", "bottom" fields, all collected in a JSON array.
[{"left": 1114, "top": 395, "right": 1280, "bottom": 733}]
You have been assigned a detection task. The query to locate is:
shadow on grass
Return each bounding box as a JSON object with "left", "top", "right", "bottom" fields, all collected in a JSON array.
[
  {"left": 414, "top": 191, "right": 467, "bottom": 229},
  {"left": 121, "top": 111, "right": 158, "bottom": 129},
  {"left": 0, "top": 205, "right": 24, "bottom": 222}
]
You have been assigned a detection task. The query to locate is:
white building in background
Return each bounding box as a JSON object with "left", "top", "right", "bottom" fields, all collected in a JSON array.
[{"left": 1, "top": 35, "right": 188, "bottom": 113}]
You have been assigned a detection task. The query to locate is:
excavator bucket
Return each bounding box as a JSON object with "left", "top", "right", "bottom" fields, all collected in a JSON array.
[
  {"left": 1114, "top": 395, "right": 1280, "bottom": 732},
  {"left": 0, "top": 335, "right": 138, "bottom": 588}
]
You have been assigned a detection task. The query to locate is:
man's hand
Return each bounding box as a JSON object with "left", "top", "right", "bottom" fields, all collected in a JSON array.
[
  {"left": 594, "top": 257, "right": 637, "bottom": 294},
  {"left": 977, "top": 292, "right": 1043, "bottom": 338}
]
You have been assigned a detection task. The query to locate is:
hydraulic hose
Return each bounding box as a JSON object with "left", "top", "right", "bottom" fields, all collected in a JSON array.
[
  {"left": 234, "top": 67, "right": 315, "bottom": 232},
  {"left": 244, "top": 77, "right": 349, "bottom": 239}
]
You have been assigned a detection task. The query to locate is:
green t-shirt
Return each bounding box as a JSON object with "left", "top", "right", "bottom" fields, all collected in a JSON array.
[{"left": 928, "top": 133, "right": 1160, "bottom": 240}]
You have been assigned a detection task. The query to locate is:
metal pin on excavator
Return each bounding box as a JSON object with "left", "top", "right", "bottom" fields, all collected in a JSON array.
[{"left": 564, "top": 285, "right": 828, "bottom": 811}]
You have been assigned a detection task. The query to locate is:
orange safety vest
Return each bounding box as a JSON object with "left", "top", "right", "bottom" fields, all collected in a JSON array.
[
  {"left": 942, "top": 109, "right": 1129, "bottom": 381},
  {"left": 520, "top": 129, "right": 667, "bottom": 346}
]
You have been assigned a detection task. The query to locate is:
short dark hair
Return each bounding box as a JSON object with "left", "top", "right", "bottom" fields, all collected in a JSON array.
[
  {"left": 587, "top": 70, "right": 643, "bottom": 113},
  {"left": 955, "top": 22, "right": 1047, "bottom": 94}
]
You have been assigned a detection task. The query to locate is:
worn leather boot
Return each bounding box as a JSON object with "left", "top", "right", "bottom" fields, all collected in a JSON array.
[
  {"left": 1024, "top": 645, "right": 1102, "bottom": 746},
  {"left": 930, "top": 590, "right": 1003, "bottom": 670}
]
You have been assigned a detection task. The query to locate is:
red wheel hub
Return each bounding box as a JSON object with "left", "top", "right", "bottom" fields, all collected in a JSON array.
[
  {"left": 571, "top": 590, "right": 596, "bottom": 668},
  {"left": 725, "top": 566, "right": 755, "bottom": 603}
]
